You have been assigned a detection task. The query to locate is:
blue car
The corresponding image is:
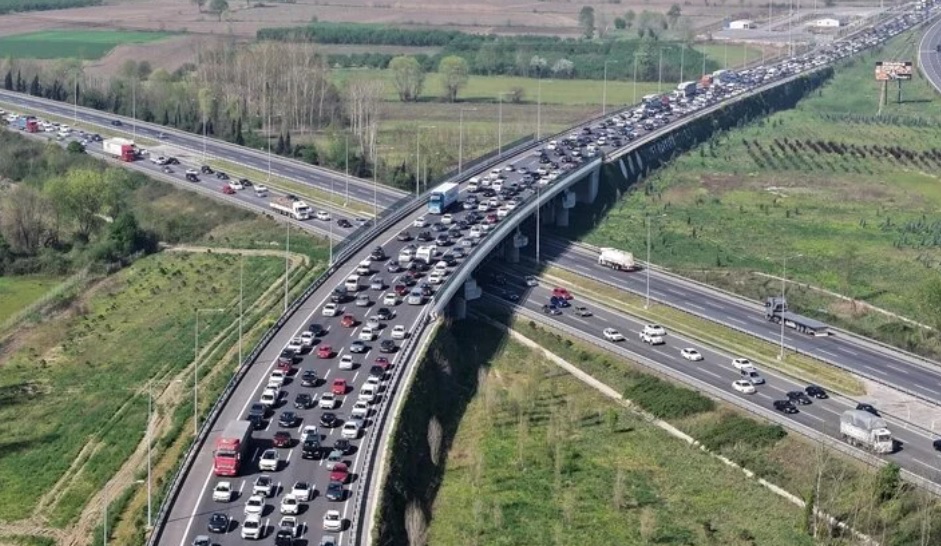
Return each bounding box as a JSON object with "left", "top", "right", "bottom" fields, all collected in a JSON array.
[{"left": 550, "top": 296, "right": 570, "bottom": 308}]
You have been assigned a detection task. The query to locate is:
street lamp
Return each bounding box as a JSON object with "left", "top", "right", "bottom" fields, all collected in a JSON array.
[
  {"left": 458, "top": 107, "right": 477, "bottom": 174},
  {"left": 194, "top": 307, "right": 225, "bottom": 436},
  {"left": 143, "top": 379, "right": 181, "bottom": 529},
  {"left": 632, "top": 53, "right": 642, "bottom": 104},
  {"left": 344, "top": 133, "right": 350, "bottom": 206},
  {"left": 284, "top": 223, "right": 290, "bottom": 311},
  {"left": 602, "top": 60, "right": 618, "bottom": 116},
  {"left": 644, "top": 214, "right": 667, "bottom": 309},
  {"left": 416, "top": 126, "right": 435, "bottom": 196},
  {"left": 767, "top": 253, "right": 803, "bottom": 360},
  {"left": 497, "top": 91, "right": 510, "bottom": 155},
  {"left": 103, "top": 479, "right": 144, "bottom": 546},
  {"left": 536, "top": 79, "right": 553, "bottom": 141}
]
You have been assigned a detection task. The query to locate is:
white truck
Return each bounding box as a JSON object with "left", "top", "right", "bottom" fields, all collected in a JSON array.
[
  {"left": 416, "top": 245, "right": 437, "bottom": 264},
  {"left": 598, "top": 248, "right": 636, "bottom": 271},
  {"left": 840, "top": 410, "right": 893, "bottom": 454},
  {"left": 270, "top": 197, "right": 311, "bottom": 220}
]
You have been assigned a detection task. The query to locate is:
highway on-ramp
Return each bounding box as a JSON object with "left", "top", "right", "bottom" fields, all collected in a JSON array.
[{"left": 918, "top": 15, "right": 941, "bottom": 93}]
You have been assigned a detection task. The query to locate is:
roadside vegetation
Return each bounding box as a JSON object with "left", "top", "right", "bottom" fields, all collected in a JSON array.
[
  {"left": 0, "top": 0, "right": 99, "bottom": 15},
  {"left": 0, "top": 31, "right": 172, "bottom": 60},
  {"left": 0, "top": 276, "right": 62, "bottom": 323},
  {"left": 381, "top": 316, "right": 941, "bottom": 545},
  {"left": 567, "top": 28, "right": 941, "bottom": 358}
]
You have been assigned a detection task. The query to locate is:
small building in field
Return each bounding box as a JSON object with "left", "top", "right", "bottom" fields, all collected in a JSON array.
[
  {"left": 811, "top": 17, "right": 843, "bottom": 28},
  {"left": 728, "top": 19, "right": 757, "bottom": 30}
]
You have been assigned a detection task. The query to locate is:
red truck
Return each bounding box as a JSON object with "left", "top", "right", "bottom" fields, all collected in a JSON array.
[
  {"left": 102, "top": 137, "right": 138, "bottom": 162},
  {"left": 213, "top": 420, "right": 252, "bottom": 476}
]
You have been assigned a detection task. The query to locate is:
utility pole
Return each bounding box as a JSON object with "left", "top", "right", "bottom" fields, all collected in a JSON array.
[
  {"left": 344, "top": 133, "right": 350, "bottom": 206},
  {"left": 679, "top": 45, "right": 685, "bottom": 83},
  {"left": 194, "top": 308, "right": 224, "bottom": 435},
  {"left": 658, "top": 48, "right": 664, "bottom": 93},
  {"left": 458, "top": 107, "right": 477, "bottom": 174},
  {"left": 284, "top": 224, "right": 290, "bottom": 311},
  {"left": 633, "top": 54, "right": 639, "bottom": 104},
  {"left": 602, "top": 60, "right": 618, "bottom": 115}
]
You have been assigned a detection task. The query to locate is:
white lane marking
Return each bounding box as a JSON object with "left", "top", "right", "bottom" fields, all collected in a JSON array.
[
  {"left": 912, "top": 458, "right": 941, "bottom": 474},
  {"left": 863, "top": 366, "right": 890, "bottom": 377},
  {"left": 756, "top": 392, "right": 774, "bottom": 400},
  {"left": 727, "top": 317, "right": 746, "bottom": 326},
  {"left": 837, "top": 347, "right": 859, "bottom": 357},
  {"left": 286, "top": 448, "right": 294, "bottom": 463},
  {"left": 687, "top": 303, "right": 706, "bottom": 311},
  {"left": 801, "top": 412, "right": 825, "bottom": 423},
  {"left": 817, "top": 349, "right": 839, "bottom": 358},
  {"left": 697, "top": 367, "right": 723, "bottom": 380}
]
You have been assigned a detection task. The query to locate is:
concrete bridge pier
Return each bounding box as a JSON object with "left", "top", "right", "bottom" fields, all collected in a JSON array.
[
  {"left": 555, "top": 189, "right": 576, "bottom": 227},
  {"left": 504, "top": 243, "right": 520, "bottom": 263},
  {"left": 450, "top": 295, "right": 467, "bottom": 320},
  {"left": 575, "top": 167, "right": 600, "bottom": 204}
]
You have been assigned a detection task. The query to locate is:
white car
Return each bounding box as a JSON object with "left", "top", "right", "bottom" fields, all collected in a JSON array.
[
  {"left": 316, "top": 210, "right": 331, "bottom": 221},
  {"left": 241, "top": 514, "right": 262, "bottom": 539},
  {"left": 524, "top": 275, "right": 538, "bottom": 287},
  {"left": 359, "top": 327, "right": 375, "bottom": 341},
  {"left": 280, "top": 493, "right": 300, "bottom": 515},
  {"left": 260, "top": 388, "right": 279, "bottom": 407},
  {"left": 280, "top": 516, "right": 300, "bottom": 537},
  {"left": 358, "top": 384, "right": 377, "bottom": 403},
  {"left": 212, "top": 481, "right": 233, "bottom": 502},
  {"left": 383, "top": 292, "right": 398, "bottom": 305},
  {"left": 300, "top": 331, "right": 315, "bottom": 347},
  {"left": 680, "top": 348, "right": 704, "bottom": 361},
  {"left": 301, "top": 425, "right": 320, "bottom": 443},
  {"left": 319, "top": 392, "right": 337, "bottom": 409},
  {"left": 244, "top": 494, "right": 265, "bottom": 516},
  {"left": 639, "top": 332, "right": 664, "bottom": 345},
  {"left": 253, "top": 475, "right": 274, "bottom": 497},
  {"left": 732, "top": 380, "right": 756, "bottom": 394},
  {"left": 352, "top": 400, "right": 370, "bottom": 418},
  {"left": 740, "top": 366, "right": 765, "bottom": 385},
  {"left": 441, "top": 213, "right": 453, "bottom": 225},
  {"left": 391, "top": 325, "right": 407, "bottom": 340},
  {"left": 413, "top": 216, "right": 427, "bottom": 228},
  {"left": 323, "top": 510, "right": 343, "bottom": 531},
  {"left": 341, "top": 418, "right": 363, "bottom": 439},
  {"left": 732, "top": 358, "right": 753, "bottom": 370},
  {"left": 428, "top": 271, "right": 445, "bottom": 285},
  {"left": 339, "top": 354, "right": 355, "bottom": 370},
  {"left": 268, "top": 370, "right": 287, "bottom": 388},
  {"left": 643, "top": 324, "right": 666, "bottom": 337},
  {"left": 292, "top": 481, "right": 313, "bottom": 502},
  {"left": 322, "top": 303, "right": 339, "bottom": 317},
  {"left": 258, "top": 449, "right": 279, "bottom": 471},
  {"left": 286, "top": 337, "right": 304, "bottom": 352},
  {"left": 602, "top": 328, "right": 625, "bottom": 342}
]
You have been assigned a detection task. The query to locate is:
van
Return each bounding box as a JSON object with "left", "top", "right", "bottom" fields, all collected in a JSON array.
[
  {"left": 355, "top": 259, "right": 372, "bottom": 276},
  {"left": 398, "top": 247, "right": 415, "bottom": 263},
  {"left": 359, "top": 383, "right": 377, "bottom": 403},
  {"left": 467, "top": 176, "right": 481, "bottom": 192},
  {"left": 344, "top": 275, "right": 360, "bottom": 292}
]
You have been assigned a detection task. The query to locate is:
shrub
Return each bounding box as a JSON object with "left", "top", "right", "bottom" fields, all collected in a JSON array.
[
  {"left": 624, "top": 375, "right": 714, "bottom": 419},
  {"left": 698, "top": 414, "right": 786, "bottom": 452}
]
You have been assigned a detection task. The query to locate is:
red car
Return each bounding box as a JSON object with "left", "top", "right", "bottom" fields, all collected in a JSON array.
[
  {"left": 221, "top": 184, "right": 235, "bottom": 195},
  {"left": 272, "top": 431, "right": 292, "bottom": 448},
  {"left": 485, "top": 213, "right": 498, "bottom": 224},
  {"left": 374, "top": 357, "right": 391, "bottom": 371},
  {"left": 330, "top": 462, "right": 349, "bottom": 483},
  {"left": 331, "top": 378, "right": 347, "bottom": 395},
  {"left": 393, "top": 283, "right": 408, "bottom": 296},
  {"left": 340, "top": 314, "right": 357, "bottom": 328},
  {"left": 552, "top": 287, "right": 573, "bottom": 300},
  {"left": 317, "top": 345, "right": 333, "bottom": 359}
]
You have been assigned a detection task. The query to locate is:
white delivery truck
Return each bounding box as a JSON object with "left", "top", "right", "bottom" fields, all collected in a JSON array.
[
  {"left": 840, "top": 410, "right": 893, "bottom": 454},
  {"left": 269, "top": 197, "right": 311, "bottom": 220},
  {"left": 428, "top": 182, "right": 460, "bottom": 214},
  {"left": 597, "top": 248, "right": 636, "bottom": 271}
]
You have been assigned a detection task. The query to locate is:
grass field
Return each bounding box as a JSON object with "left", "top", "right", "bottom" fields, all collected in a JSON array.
[
  {"left": 0, "top": 252, "right": 283, "bottom": 524},
  {"left": 576, "top": 28, "right": 941, "bottom": 328},
  {"left": 428, "top": 320, "right": 813, "bottom": 545},
  {"left": 0, "top": 276, "right": 62, "bottom": 324},
  {"left": 0, "top": 30, "right": 173, "bottom": 60},
  {"left": 694, "top": 43, "right": 768, "bottom": 70}
]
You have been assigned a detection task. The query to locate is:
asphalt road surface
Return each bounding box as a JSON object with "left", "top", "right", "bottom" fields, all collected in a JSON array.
[
  {"left": 919, "top": 15, "right": 941, "bottom": 93},
  {"left": 475, "top": 277, "right": 941, "bottom": 485},
  {"left": 536, "top": 238, "right": 941, "bottom": 405}
]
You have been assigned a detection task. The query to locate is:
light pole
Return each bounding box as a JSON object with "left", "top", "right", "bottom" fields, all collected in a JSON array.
[
  {"left": 679, "top": 44, "right": 685, "bottom": 83},
  {"left": 104, "top": 479, "right": 144, "bottom": 546},
  {"left": 767, "top": 253, "right": 803, "bottom": 359},
  {"left": 193, "top": 307, "right": 225, "bottom": 436},
  {"left": 131, "top": 79, "right": 137, "bottom": 142},
  {"left": 645, "top": 214, "right": 667, "bottom": 309},
  {"left": 658, "top": 48, "right": 664, "bottom": 93},
  {"left": 632, "top": 53, "right": 641, "bottom": 104},
  {"left": 144, "top": 379, "right": 180, "bottom": 529},
  {"left": 284, "top": 223, "right": 290, "bottom": 311},
  {"left": 536, "top": 79, "right": 552, "bottom": 140},
  {"left": 535, "top": 183, "right": 541, "bottom": 262},
  {"left": 497, "top": 92, "right": 510, "bottom": 155},
  {"left": 415, "top": 126, "right": 435, "bottom": 196},
  {"left": 374, "top": 143, "right": 395, "bottom": 217},
  {"left": 602, "top": 60, "right": 618, "bottom": 115},
  {"left": 344, "top": 133, "right": 350, "bottom": 206},
  {"left": 458, "top": 107, "right": 477, "bottom": 174}
]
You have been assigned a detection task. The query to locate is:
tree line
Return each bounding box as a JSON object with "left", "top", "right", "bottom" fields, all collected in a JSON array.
[
  {"left": 258, "top": 20, "right": 716, "bottom": 82},
  {"left": 0, "top": 0, "right": 99, "bottom": 15}
]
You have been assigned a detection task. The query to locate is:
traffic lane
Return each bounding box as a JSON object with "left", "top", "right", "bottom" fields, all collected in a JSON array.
[
  {"left": 486, "top": 286, "right": 941, "bottom": 480},
  {"left": 166, "top": 199, "right": 435, "bottom": 545},
  {"left": 539, "top": 238, "right": 941, "bottom": 401},
  {"left": 0, "top": 90, "right": 403, "bottom": 210},
  {"left": 178, "top": 203, "right": 448, "bottom": 546}
]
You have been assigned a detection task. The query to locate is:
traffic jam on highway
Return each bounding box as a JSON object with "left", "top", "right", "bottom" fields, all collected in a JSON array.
[{"left": 2, "top": 7, "right": 936, "bottom": 546}]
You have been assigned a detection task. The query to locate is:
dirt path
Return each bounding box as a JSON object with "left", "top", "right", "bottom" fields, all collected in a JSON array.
[{"left": 0, "top": 246, "right": 309, "bottom": 546}]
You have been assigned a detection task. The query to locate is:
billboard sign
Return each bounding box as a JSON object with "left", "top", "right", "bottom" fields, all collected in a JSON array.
[{"left": 875, "top": 61, "right": 913, "bottom": 81}]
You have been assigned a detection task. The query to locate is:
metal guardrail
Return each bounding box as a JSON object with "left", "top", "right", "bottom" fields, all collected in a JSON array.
[{"left": 510, "top": 302, "right": 941, "bottom": 498}]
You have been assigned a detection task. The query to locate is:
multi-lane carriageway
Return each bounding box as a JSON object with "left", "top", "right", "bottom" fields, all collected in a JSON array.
[{"left": 2, "top": 5, "right": 940, "bottom": 546}]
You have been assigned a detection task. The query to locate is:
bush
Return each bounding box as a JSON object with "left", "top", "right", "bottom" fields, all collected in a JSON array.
[
  {"left": 698, "top": 414, "right": 786, "bottom": 452},
  {"left": 624, "top": 375, "right": 714, "bottom": 419}
]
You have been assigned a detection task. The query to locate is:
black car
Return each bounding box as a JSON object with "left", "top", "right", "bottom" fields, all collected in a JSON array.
[
  {"left": 417, "top": 231, "right": 433, "bottom": 242},
  {"left": 379, "top": 340, "right": 397, "bottom": 353},
  {"left": 325, "top": 481, "right": 345, "bottom": 501},
  {"left": 300, "top": 370, "right": 318, "bottom": 387},
  {"left": 337, "top": 218, "right": 352, "bottom": 228},
  {"left": 397, "top": 231, "right": 412, "bottom": 241},
  {"left": 369, "top": 365, "right": 386, "bottom": 379},
  {"left": 431, "top": 222, "right": 446, "bottom": 232},
  {"left": 200, "top": 165, "right": 214, "bottom": 174},
  {"left": 110, "top": 119, "right": 122, "bottom": 126},
  {"left": 278, "top": 349, "right": 296, "bottom": 366},
  {"left": 248, "top": 402, "right": 267, "bottom": 419},
  {"left": 247, "top": 414, "right": 264, "bottom": 430},
  {"left": 301, "top": 438, "right": 321, "bottom": 459},
  {"left": 773, "top": 400, "right": 799, "bottom": 414},
  {"left": 786, "top": 391, "right": 812, "bottom": 405},
  {"left": 805, "top": 385, "right": 828, "bottom": 399},
  {"left": 856, "top": 403, "right": 879, "bottom": 416},
  {"left": 370, "top": 246, "right": 386, "bottom": 260},
  {"left": 185, "top": 173, "right": 199, "bottom": 183},
  {"left": 274, "top": 530, "right": 295, "bottom": 546},
  {"left": 238, "top": 178, "right": 251, "bottom": 187},
  {"left": 215, "top": 171, "right": 229, "bottom": 180},
  {"left": 435, "top": 234, "right": 450, "bottom": 246},
  {"left": 334, "top": 438, "right": 352, "bottom": 454},
  {"left": 278, "top": 411, "right": 297, "bottom": 427},
  {"left": 542, "top": 304, "right": 562, "bottom": 316},
  {"left": 309, "top": 323, "right": 326, "bottom": 337},
  {"left": 376, "top": 307, "right": 394, "bottom": 321},
  {"left": 440, "top": 253, "right": 457, "bottom": 267},
  {"left": 350, "top": 341, "right": 368, "bottom": 354},
  {"left": 320, "top": 412, "right": 339, "bottom": 427},
  {"left": 294, "top": 393, "right": 313, "bottom": 409},
  {"left": 207, "top": 512, "right": 229, "bottom": 533},
  {"left": 934, "top": 439, "right": 941, "bottom": 452}
]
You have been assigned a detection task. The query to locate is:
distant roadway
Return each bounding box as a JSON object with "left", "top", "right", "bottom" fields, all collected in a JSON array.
[{"left": 918, "top": 15, "right": 941, "bottom": 93}]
